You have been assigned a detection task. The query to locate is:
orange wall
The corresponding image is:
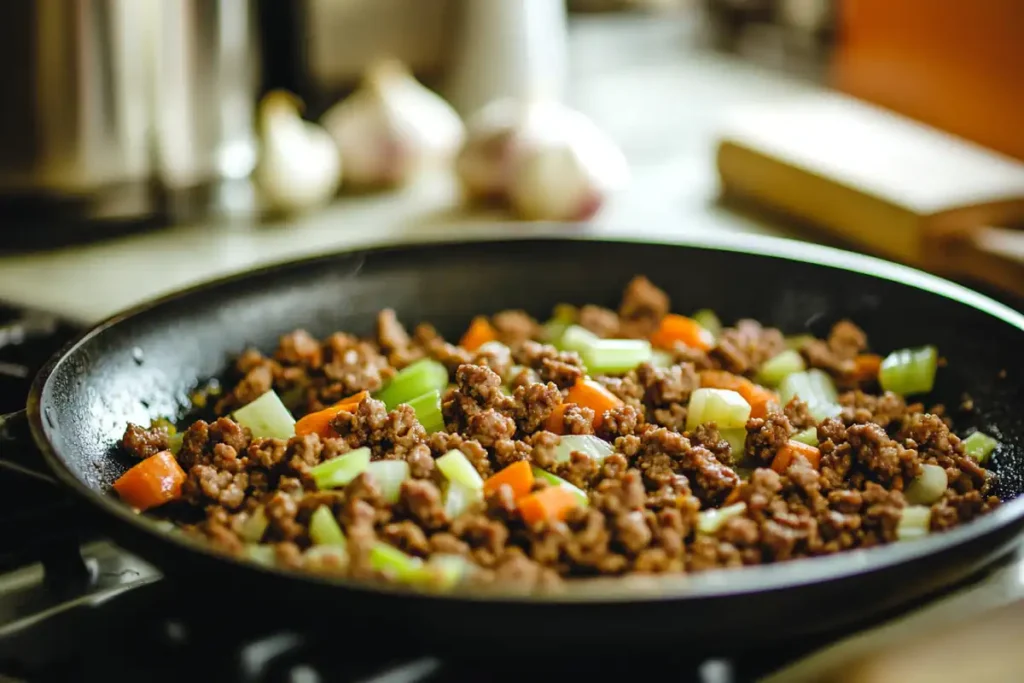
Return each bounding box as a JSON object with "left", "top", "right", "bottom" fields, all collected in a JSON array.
[{"left": 833, "top": 0, "right": 1024, "bottom": 161}]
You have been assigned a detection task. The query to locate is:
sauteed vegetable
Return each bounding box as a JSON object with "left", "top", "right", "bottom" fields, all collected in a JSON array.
[{"left": 116, "top": 277, "right": 1002, "bottom": 591}]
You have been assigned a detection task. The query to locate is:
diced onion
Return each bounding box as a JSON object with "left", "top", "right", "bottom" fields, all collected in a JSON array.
[
  {"left": 791, "top": 427, "right": 818, "bottom": 447},
  {"left": 897, "top": 505, "right": 932, "bottom": 541},
  {"left": 376, "top": 359, "right": 448, "bottom": 410},
  {"left": 581, "top": 339, "right": 652, "bottom": 375},
  {"left": 366, "top": 460, "right": 411, "bottom": 504},
  {"left": 962, "top": 431, "right": 1000, "bottom": 463},
  {"left": 303, "top": 545, "right": 349, "bottom": 570},
  {"left": 531, "top": 467, "right": 589, "bottom": 507},
  {"left": 240, "top": 505, "right": 269, "bottom": 543},
  {"left": 697, "top": 502, "right": 747, "bottom": 535},
  {"left": 757, "top": 349, "right": 807, "bottom": 387},
  {"left": 310, "top": 447, "right": 371, "bottom": 490},
  {"left": 232, "top": 390, "right": 296, "bottom": 440},
  {"left": 437, "top": 449, "right": 485, "bottom": 490},
  {"left": 406, "top": 390, "right": 445, "bottom": 434},
  {"left": 309, "top": 504, "right": 348, "bottom": 549},
  {"left": 904, "top": 464, "right": 948, "bottom": 505},
  {"left": 553, "top": 435, "right": 614, "bottom": 465},
  {"left": 686, "top": 388, "right": 751, "bottom": 432},
  {"left": 692, "top": 309, "right": 722, "bottom": 340},
  {"left": 879, "top": 346, "right": 938, "bottom": 396}
]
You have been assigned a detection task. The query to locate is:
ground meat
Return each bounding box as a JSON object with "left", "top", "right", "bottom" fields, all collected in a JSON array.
[
  {"left": 151, "top": 276, "right": 1000, "bottom": 592},
  {"left": 121, "top": 424, "right": 170, "bottom": 459}
]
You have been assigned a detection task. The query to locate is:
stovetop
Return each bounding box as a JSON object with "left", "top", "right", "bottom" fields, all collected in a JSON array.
[{"left": 1, "top": 301, "right": 1023, "bottom": 682}]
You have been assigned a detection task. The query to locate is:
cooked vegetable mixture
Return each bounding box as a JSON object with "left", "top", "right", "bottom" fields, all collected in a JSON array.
[{"left": 117, "top": 277, "right": 1001, "bottom": 591}]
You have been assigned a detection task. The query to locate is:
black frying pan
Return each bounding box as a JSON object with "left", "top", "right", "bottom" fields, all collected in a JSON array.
[{"left": 4, "top": 232, "right": 1024, "bottom": 651}]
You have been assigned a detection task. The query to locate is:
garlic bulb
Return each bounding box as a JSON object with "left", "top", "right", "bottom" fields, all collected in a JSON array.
[
  {"left": 321, "top": 60, "right": 465, "bottom": 188},
  {"left": 255, "top": 90, "right": 342, "bottom": 214},
  {"left": 455, "top": 99, "right": 629, "bottom": 221}
]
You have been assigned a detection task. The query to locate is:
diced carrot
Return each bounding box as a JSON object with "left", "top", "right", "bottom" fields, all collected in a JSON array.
[
  {"left": 650, "top": 314, "right": 715, "bottom": 352},
  {"left": 459, "top": 316, "right": 499, "bottom": 351},
  {"left": 295, "top": 390, "right": 369, "bottom": 437},
  {"left": 483, "top": 460, "right": 535, "bottom": 499},
  {"left": 565, "top": 377, "right": 623, "bottom": 429},
  {"left": 112, "top": 451, "right": 187, "bottom": 511},
  {"left": 544, "top": 403, "right": 570, "bottom": 435},
  {"left": 853, "top": 354, "right": 883, "bottom": 381},
  {"left": 771, "top": 440, "right": 822, "bottom": 474},
  {"left": 700, "top": 370, "right": 779, "bottom": 419},
  {"left": 518, "top": 486, "right": 581, "bottom": 525}
]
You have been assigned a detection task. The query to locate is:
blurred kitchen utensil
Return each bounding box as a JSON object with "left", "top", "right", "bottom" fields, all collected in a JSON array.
[{"left": 715, "top": 93, "right": 1024, "bottom": 297}]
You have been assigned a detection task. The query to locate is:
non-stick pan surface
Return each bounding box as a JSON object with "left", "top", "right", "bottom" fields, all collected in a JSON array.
[{"left": 16, "top": 232, "right": 1024, "bottom": 649}]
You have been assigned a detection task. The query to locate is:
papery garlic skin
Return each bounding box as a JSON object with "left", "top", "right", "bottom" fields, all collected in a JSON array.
[
  {"left": 455, "top": 99, "right": 529, "bottom": 201},
  {"left": 255, "top": 91, "right": 342, "bottom": 214},
  {"left": 322, "top": 60, "right": 465, "bottom": 188}
]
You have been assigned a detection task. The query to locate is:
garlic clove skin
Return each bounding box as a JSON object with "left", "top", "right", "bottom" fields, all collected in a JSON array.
[
  {"left": 255, "top": 90, "right": 342, "bottom": 214},
  {"left": 321, "top": 59, "right": 465, "bottom": 189},
  {"left": 455, "top": 98, "right": 530, "bottom": 202},
  {"left": 507, "top": 106, "right": 629, "bottom": 222}
]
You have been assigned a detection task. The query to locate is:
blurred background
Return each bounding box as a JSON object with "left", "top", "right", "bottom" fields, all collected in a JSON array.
[{"left": 0, "top": 2, "right": 1022, "bottom": 680}]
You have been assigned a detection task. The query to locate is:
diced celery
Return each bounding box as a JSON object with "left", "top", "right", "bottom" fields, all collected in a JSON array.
[
  {"left": 366, "top": 460, "right": 410, "bottom": 504},
  {"left": 309, "top": 505, "right": 348, "bottom": 549},
  {"left": 554, "top": 435, "right": 615, "bottom": 464},
  {"left": 310, "top": 447, "right": 371, "bottom": 490},
  {"left": 963, "top": 431, "right": 1000, "bottom": 463},
  {"left": 151, "top": 417, "right": 177, "bottom": 435},
  {"left": 303, "top": 545, "right": 349, "bottom": 571},
  {"left": 375, "top": 359, "right": 449, "bottom": 410},
  {"left": 784, "top": 334, "right": 815, "bottom": 351},
  {"left": 427, "top": 554, "right": 472, "bottom": 590},
  {"left": 904, "top": 464, "right": 948, "bottom": 505},
  {"left": 232, "top": 390, "right": 296, "bottom": 440},
  {"left": 245, "top": 544, "right": 277, "bottom": 567},
  {"left": 531, "top": 467, "right": 589, "bottom": 507},
  {"left": 239, "top": 505, "right": 268, "bottom": 543},
  {"left": 779, "top": 370, "right": 840, "bottom": 423},
  {"left": 686, "top": 388, "right": 751, "bottom": 432},
  {"left": 692, "top": 309, "right": 722, "bottom": 340},
  {"left": 542, "top": 306, "right": 576, "bottom": 345},
  {"left": 757, "top": 349, "right": 807, "bottom": 387},
  {"left": 437, "top": 449, "right": 484, "bottom": 490},
  {"left": 443, "top": 480, "right": 481, "bottom": 520},
  {"left": 791, "top": 427, "right": 819, "bottom": 447},
  {"left": 897, "top": 505, "right": 932, "bottom": 541},
  {"left": 557, "top": 325, "right": 599, "bottom": 354},
  {"left": 651, "top": 349, "right": 675, "bottom": 369},
  {"left": 370, "top": 542, "right": 427, "bottom": 582},
  {"left": 581, "top": 339, "right": 652, "bottom": 375},
  {"left": 406, "top": 390, "right": 445, "bottom": 434},
  {"left": 879, "top": 346, "right": 938, "bottom": 396},
  {"left": 721, "top": 428, "right": 747, "bottom": 459},
  {"left": 697, "top": 502, "right": 747, "bottom": 535},
  {"left": 167, "top": 432, "right": 184, "bottom": 455}
]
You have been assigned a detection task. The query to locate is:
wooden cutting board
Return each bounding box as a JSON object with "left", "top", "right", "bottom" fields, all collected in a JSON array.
[{"left": 715, "top": 93, "right": 1024, "bottom": 297}]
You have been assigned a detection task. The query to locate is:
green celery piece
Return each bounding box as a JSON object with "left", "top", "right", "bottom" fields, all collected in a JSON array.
[
  {"left": 962, "top": 431, "right": 1000, "bottom": 463},
  {"left": 232, "top": 390, "right": 296, "bottom": 440},
  {"left": 310, "top": 447, "right": 371, "bottom": 490},
  {"left": 779, "top": 370, "right": 840, "bottom": 423},
  {"left": 686, "top": 388, "right": 751, "bottom": 432},
  {"left": 366, "top": 460, "right": 410, "bottom": 504},
  {"left": 557, "top": 325, "right": 599, "bottom": 354},
  {"left": 650, "top": 349, "right": 675, "bottom": 368},
  {"left": 784, "top": 334, "right": 816, "bottom": 351},
  {"left": 791, "top": 427, "right": 818, "bottom": 447},
  {"left": 309, "top": 505, "right": 348, "bottom": 548},
  {"left": 427, "top": 554, "right": 472, "bottom": 590},
  {"left": 150, "top": 417, "right": 177, "bottom": 435},
  {"left": 582, "top": 339, "right": 652, "bottom": 375},
  {"left": 879, "top": 346, "right": 938, "bottom": 396},
  {"left": 904, "top": 464, "right": 948, "bottom": 506},
  {"left": 757, "top": 349, "right": 807, "bottom": 387},
  {"left": 239, "top": 505, "right": 268, "bottom": 543},
  {"left": 167, "top": 432, "right": 184, "bottom": 455},
  {"left": 697, "top": 502, "right": 747, "bottom": 535},
  {"left": 897, "top": 505, "right": 931, "bottom": 541},
  {"left": 245, "top": 544, "right": 277, "bottom": 567},
  {"left": 691, "top": 309, "right": 722, "bottom": 340},
  {"left": 437, "top": 449, "right": 484, "bottom": 490},
  {"left": 376, "top": 359, "right": 448, "bottom": 410},
  {"left": 406, "top": 390, "right": 445, "bottom": 434},
  {"left": 443, "top": 480, "right": 481, "bottom": 520},
  {"left": 370, "top": 542, "right": 427, "bottom": 582},
  {"left": 531, "top": 467, "right": 589, "bottom": 507},
  {"left": 553, "top": 435, "right": 614, "bottom": 464},
  {"left": 720, "top": 428, "right": 747, "bottom": 459}
]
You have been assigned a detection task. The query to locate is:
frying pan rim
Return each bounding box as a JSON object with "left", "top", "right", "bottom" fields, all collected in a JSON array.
[{"left": 24, "top": 229, "right": 1024, "bottom": 604}]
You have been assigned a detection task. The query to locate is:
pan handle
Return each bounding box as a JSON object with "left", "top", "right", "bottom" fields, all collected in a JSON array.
[{"left": 0, "top": 410, "right": 58, "bottom": 485}]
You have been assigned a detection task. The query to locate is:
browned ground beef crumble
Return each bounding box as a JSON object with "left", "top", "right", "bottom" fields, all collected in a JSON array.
[{"left": 120, "top": 276, "right": 1000, "bottom": 591}]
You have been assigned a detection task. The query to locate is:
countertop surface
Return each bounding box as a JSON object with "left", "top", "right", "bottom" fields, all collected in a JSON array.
[{"left": 0, "top": 15, "right": 819, "bottom": 324}]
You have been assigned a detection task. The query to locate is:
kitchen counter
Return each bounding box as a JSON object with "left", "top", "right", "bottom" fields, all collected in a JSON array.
[{"left": 0, "top": 14, "right": 819, "bottom": 324}]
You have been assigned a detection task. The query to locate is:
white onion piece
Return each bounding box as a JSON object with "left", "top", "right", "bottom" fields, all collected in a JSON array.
[
  {"left": 897, "top": 505, "right": 932, "bottom": 541},
  {"left": 904, "top": 464, "right": 948, "bottom": 505},
  {"left": 322, "top": 59, "right": 464, "bottom": 188}
]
